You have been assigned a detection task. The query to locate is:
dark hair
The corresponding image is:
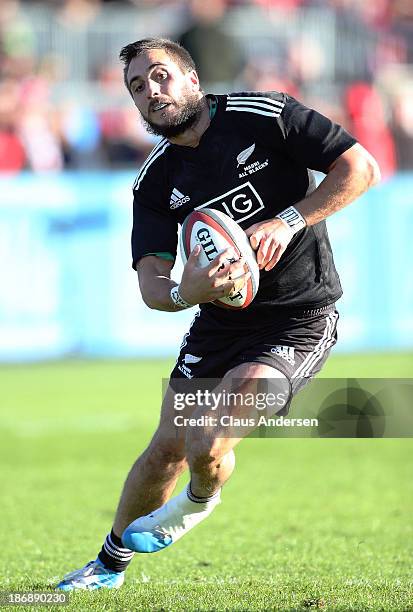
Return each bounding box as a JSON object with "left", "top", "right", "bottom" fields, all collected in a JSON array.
[{"left": 119, "top": 38, "right": 196, "bottom": 93}]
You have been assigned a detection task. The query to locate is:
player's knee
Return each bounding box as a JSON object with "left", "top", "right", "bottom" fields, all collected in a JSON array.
[
  {"left": 185, "top": 438, "right": 226, "bottom": 472},
  {"left": 146, "top": 438, "right": 186, "bottom": 470}
]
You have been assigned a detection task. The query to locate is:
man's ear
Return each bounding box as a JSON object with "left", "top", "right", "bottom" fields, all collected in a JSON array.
[{"left": 188, "top": 69, "right": 200, "bottom": 91}]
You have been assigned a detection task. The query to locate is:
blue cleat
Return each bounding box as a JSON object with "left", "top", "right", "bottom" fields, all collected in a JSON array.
[
  {"left": 122, "top": 525, "right": 173, "bottom": 553},
  {"left": 56, "top": 559, "right": 124, "bottom": 591}
]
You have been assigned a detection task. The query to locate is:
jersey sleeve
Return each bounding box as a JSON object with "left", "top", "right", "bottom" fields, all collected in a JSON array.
[
  {"left": 131, "top": 167, "right": 178, "bottom": 270},
  {"left": 276, "top": 94, "right": 357, "bottom": 172},
  {"left": 230, "top": 91, "right": 357, "bottom": 172}
]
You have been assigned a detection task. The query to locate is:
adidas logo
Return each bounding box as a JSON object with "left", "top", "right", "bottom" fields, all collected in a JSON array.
[
  {"left": 270, "top": 345, "right": 296, "bottom": 365},
  {"left": 170, "top": 188, "right": 190, "bottom": 209}
]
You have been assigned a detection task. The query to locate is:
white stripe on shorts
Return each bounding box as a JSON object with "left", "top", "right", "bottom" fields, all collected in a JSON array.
[
  {"left": 291, "top": 310, "right": 338, "bottom": 380},
  {"left": 178, "top": 310, "right": 201, "bottom": 353}
]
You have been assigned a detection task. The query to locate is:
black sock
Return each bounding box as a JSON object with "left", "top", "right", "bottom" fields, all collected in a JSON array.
[{"left": 97, "top": 528, "right": 134, "bottom": 573}]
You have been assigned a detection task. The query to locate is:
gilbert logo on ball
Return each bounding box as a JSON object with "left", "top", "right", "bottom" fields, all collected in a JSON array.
[{"left": 181, "top": 208, "right": 259, "bottom": 309}]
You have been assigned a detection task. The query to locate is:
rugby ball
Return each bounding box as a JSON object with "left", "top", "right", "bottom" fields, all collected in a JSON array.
[{"left": 181, "top": 208, "right": 259, "bottom": 309}]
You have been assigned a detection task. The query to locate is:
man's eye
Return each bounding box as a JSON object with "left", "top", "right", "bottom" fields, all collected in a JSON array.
[
  {"left": 134, "top": 83, "right": 144, "bottom": 93},
  {"left": 158, "top": 72, "right": 167, "bottom": 81}
]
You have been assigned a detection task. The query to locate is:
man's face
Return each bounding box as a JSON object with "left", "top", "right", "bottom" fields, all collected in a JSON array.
[{"left": 126, "top": 49, "right": 204, "bottom": 138}]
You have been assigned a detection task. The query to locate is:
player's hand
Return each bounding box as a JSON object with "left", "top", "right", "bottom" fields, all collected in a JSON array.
[
  {"left": 245, "top": 218, "right": 294, "bottom": 271},
  {"left": 179, "top": 245, "right": 251, "bottom": 304}
]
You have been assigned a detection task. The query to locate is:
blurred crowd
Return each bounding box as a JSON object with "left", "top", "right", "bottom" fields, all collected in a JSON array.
[{"left": 0, "top": 0, "right": 412, "bottom": 177}]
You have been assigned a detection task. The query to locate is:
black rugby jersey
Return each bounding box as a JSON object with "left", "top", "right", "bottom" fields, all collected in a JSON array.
[{"left": 131, "top": 91, "right": 357, "bottom": 319}]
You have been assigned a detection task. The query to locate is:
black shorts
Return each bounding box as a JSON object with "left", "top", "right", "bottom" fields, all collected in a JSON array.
[{"left": 170, "top": 304, "right": 339, "bottom": 402}]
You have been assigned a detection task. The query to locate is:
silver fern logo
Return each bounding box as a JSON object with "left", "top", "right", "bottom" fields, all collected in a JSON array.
[
  {"left": 236, "top": 143, "right": 255, "bottom": 167},
  {"left": 184, "top": 354, "right": 202, "bottom": 365}
]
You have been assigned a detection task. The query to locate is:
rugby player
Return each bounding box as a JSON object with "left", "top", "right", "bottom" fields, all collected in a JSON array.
[{"left": 57, "top": 38, "right": 380, "bottom": 590}]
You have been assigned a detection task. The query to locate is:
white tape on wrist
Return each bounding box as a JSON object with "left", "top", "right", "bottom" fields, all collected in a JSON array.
[
  {"left": 276, "top": 206, "right": 306, "bottom": 235},
  {"left": 170, "top": 286, "right": 193, "bottom": 310}
]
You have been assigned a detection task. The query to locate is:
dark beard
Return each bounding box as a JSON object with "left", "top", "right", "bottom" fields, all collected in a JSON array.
[{"left": 141, "top": 95, "right": 205, "bottom": 139}]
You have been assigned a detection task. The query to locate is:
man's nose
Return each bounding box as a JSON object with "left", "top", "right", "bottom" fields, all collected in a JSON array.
[{"left": 146, "top": 80, "right": 161, "bottom": 98}]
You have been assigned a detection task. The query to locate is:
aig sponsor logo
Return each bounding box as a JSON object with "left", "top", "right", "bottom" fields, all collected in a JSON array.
[{"left": 195, "top": 182, "right": 264, "bottom": 223}]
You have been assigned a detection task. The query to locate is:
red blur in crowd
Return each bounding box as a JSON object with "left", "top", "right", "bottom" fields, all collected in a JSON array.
[
  {"left": 345, "top": 82, "right": 396, "bottom": 180},
  {"left": 0, "top": 0, "right": 412, "bottom": 173},
  {"left": 0, "top": 80, "right": 25, "bottom": 173},
  {"left": 0, "top": 132, "right": 25, "bottom": 173}
]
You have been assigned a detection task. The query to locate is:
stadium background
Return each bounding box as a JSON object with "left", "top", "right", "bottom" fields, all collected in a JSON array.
[
  {"left": 0, "top": 0, "right": 412, "bottom": 609},
  {"left": 0, "top": 0, "right": 413, "bottom": 360}
]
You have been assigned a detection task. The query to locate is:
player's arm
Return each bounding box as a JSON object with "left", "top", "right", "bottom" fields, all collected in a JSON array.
[
  {"left": 246, "top": 142, "right": 380, "bottom": 271},
  {"left": 137, "top": 255, "right": 176, "bottom": 311},
  {"left": 243, "top": 91, "right": 382, "bottom": 272},
  {"left": 290, "top": 142, "right": 380, "bottom": 226},
  {"left": 137, "top": 249, "right": 249, "bottom": 311},
  {"left": 133, "top": 162, "right": 248, "bottom": 310}
]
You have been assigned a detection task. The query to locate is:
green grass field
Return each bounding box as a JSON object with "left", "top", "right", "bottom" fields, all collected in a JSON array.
[{"left": 1, "top": 353, "right": 412, "bottom": 611}]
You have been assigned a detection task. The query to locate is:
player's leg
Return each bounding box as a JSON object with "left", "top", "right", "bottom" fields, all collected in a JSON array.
[
  {"left": 186, "top": 362, "right": 289, "bottom": 498},
  {"left": 56, "top": 386, "right": 187, "bottom": 590},
  {"left": 112, "top": 385, "right": 188, "bottom": 536},
  {"left": 122, "top": 306, "right": 339, "bottom": 554},
  {"left": 122, "top": 363, "right": 289, "bottom": 552},
  {"left": 187, "top": 306, "right": 338, "bottom": 497}
]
